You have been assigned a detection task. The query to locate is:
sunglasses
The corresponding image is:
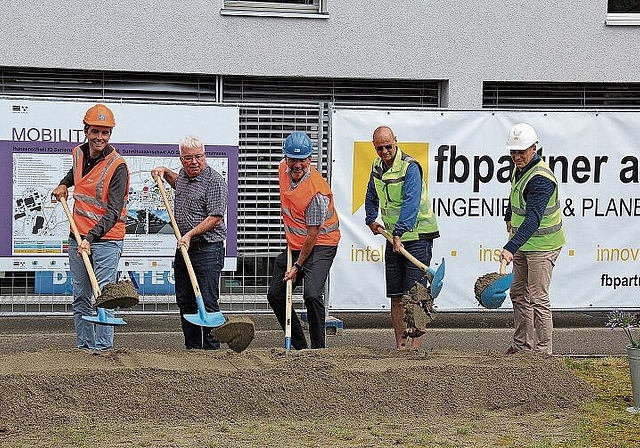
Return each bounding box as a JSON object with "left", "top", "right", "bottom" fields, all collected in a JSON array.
[{"left": 375, "top": 144, "right": 394, "bottom": 152}]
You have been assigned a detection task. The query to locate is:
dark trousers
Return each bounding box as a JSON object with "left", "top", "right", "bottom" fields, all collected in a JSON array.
[
  {"left": 174, "top": 242, "right": 224, "bottom": 349},
  {"left": 267, "top": 245, "right": 337, "bottom": 349},
  {"left": 384, "top": 238, "right": 433, "bottom": 296}
]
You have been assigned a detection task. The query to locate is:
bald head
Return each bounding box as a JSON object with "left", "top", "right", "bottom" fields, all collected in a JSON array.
[
  {"left": 373, "top": 126, "right": 395, "bottom": 142},
  {"left": 372, "top": 125, "right": 398, "bottom": 167}
]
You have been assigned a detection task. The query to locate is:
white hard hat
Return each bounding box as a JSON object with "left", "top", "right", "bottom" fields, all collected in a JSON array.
[{"left": 506, "top": 123, "right": 538, "bottom": 151}]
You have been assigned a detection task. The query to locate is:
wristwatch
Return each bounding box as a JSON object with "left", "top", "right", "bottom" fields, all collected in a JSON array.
[{"left": 293, "top": 262, "right": 302, "bottom": 270}]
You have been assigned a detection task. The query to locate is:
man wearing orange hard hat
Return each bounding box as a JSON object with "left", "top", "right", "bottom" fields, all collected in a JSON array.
[{"left": 52, "top": 104, "right": 130, "bottom": 350}]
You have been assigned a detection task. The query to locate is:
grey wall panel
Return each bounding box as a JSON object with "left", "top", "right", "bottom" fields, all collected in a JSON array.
[{"left": 2, "top": 1, "right": 640, "bottom": 108}]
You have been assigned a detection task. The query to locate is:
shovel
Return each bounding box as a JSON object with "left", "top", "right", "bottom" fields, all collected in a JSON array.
[
  {"left": 379, "top": 228, "right": 445, "bottom": 298},
  {"left": 284, "top": 246, "right": 293, "bottom": 350},
  {"left": 154, "top": 175, "right": 225, "bottom": 328},
  {"left": 154, "top": 174, "right": 255, "bottom": 352},
  {"left": 59, "top": 197, "right": 133, "bottom": 326},
  {"left": 473, "top": 259, "right": 514, "bottom": 309}
]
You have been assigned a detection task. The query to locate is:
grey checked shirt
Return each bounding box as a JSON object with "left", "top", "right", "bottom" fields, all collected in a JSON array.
[{"left": 174, "top": 165, "right": 227, "bottom": 243}]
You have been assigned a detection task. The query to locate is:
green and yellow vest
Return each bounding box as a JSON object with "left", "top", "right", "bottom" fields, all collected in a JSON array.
[
  {"left": 372, "top": 149, "right": 438, "bottom": 242},
  {"left": 510, "top": 160, "right": 565, "bottom": 251}
]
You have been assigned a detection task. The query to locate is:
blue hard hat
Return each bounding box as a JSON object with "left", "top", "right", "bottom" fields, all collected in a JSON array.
[{"left": 283, "top": 131, "right": 313, "bottom": 159}]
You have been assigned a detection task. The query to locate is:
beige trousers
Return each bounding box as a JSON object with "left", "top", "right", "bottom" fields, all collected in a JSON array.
[{"left": 510, "top": 248, "right": 561, "bottom": 355}]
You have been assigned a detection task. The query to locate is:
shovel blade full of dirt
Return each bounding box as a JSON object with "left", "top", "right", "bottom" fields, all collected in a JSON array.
[
  {"left": 474, "top": 259, "right": 514, "bottom": 309},
  {"left": 154, "top": 174, "right": 255, "bottom": 352},
  {"left": 379, "top": 228, "right": 445, "bottom": 298},
  {"left": 58, "top": 196, "right": 138, "bottom": 326},
  {"left": 211, "top": 318, "right": 256, "bottom": 353},
  {"left": 94, "top": 279, "right": 139, "bottom": 310}
]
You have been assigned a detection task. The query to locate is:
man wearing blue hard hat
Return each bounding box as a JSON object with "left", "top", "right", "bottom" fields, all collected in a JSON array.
[{"left": 266, "top": 131, "right": 341, "bottom": 349}]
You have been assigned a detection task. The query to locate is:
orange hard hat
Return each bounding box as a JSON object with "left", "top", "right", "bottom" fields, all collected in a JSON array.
[{"left": 83, "top": 104, "right": 116, "bottom": 128}]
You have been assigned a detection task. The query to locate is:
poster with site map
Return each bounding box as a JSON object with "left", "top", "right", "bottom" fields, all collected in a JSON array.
[{"left": 0, "top": 99, "right": 238, "bottom": 272}]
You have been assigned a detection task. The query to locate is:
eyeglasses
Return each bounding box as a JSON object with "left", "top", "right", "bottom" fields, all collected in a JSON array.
[
  {"left": 375, "top": 144, "right": 394, "bottom": 152},
  {"left": 181, "top": 154, "right": 205, "bottom": 162}
]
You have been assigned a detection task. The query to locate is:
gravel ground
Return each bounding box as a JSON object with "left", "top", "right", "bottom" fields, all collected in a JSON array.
[{"left": 0, "top": 312, "right": 613, "bottom": 447}]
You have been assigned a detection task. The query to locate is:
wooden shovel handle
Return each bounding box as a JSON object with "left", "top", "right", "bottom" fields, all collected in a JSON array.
[
  {"left": 379, "top": 228, "right": 428, "bottom": 273},
  {"left": 154, "top": 174, "right": 203, "bottom": 298},
  {"left": 59, "top": 196, "right": 101, "bottom": 298},
  {"left": 285, "top": 246, "right": 293, "bottom": 343},
  {"left": 499, "top": 258, "right": 507, "bottom": 275}
]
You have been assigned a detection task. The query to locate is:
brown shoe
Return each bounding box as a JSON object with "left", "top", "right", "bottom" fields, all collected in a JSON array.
[{"left": 506, "top": 346, "right": 518, "bottom": 355}]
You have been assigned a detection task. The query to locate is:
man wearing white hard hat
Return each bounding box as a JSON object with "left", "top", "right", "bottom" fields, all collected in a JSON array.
[{"left": 501, "top": 123, "right": 565, "bottom": 355}]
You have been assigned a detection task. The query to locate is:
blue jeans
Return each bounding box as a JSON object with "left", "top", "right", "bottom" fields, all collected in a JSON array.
[
  {"left": 384, "top": 238, "right": 433, "bottom": 297},
  {"left": 68, "top": 238, "right": 123, "bottom": 350},
  {"left": 174, "top": 241, "right": 224, "bottom": 349}
]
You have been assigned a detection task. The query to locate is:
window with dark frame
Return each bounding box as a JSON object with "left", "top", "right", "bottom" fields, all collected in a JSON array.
[
  {"left": 242, "top": 0, "right": 316, "bottom": 3},
  {"left": 606, "top": 0, "right": 640, "bottom": 24},
  {"left": 221, "top": 0, "right": 326, "bottom": 16},
  {"left": 608, "top": 0, "right": 640, "bottom": 13}
]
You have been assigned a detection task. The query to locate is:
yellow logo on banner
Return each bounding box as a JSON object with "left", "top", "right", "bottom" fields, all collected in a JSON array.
[{"left": 351, "top": 141, "right": 430, "bottom": 214}]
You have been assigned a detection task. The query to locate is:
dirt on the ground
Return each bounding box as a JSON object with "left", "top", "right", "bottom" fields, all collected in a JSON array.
[{"left": 0, "top": 345, "right": 596, "bottom": 447}]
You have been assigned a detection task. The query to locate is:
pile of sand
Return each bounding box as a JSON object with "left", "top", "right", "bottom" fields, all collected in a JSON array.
[{"left": 0, "top": 346, "right": 595, "bottom": 433}]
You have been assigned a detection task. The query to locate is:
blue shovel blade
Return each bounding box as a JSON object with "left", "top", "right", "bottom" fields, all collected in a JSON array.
[
  {"left": 480, "top": 273, "right": 514, "bottom": 309},
  {"left": 184, "top": 295, "right": 226, "bottom": 327},
  {"left": 493, "top": 272, "right": 514, "bottom": 291},
  {"left": 429, "top": 258, "right": 445, "bottom": 298},
  {"left": 82, "top": 307, "right": 127, "bottom": 326}
]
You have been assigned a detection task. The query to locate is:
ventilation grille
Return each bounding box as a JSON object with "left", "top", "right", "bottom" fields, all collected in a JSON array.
[
  {"left": 235, "top": 105, "right": 326, "bottom": 253},
  {"left": 222, "top": 75, "right": 439, "bottom": 252},
  {"left": 483, "top": 82, "right": 640, "bottom": 109},
  {"left": 0, "top": 67, "right": 217, "bottom": 101},
  {"left": 222, "top": 75, "right": 440, "bottom": 107}
]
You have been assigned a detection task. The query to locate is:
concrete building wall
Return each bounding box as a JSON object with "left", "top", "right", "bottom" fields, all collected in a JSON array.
[{"left": 2, "top": 1, "right": 639, "bottom": 108}]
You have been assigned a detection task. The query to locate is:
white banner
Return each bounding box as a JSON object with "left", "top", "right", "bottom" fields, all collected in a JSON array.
[{"left": 329, "top": 108, "right": 640, "bottom": 310}]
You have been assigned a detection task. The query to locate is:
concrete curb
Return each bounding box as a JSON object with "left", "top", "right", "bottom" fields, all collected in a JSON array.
[{"left": 0, "top": 310, "right": 615, "bottom": 334}]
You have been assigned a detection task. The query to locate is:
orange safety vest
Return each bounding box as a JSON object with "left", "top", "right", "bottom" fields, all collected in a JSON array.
[
  {"left": 72, "top": 145, "right": 129, "bottom": 240},
  {"left": 278, "top": 160, "right": 340, "bottom": 250}
]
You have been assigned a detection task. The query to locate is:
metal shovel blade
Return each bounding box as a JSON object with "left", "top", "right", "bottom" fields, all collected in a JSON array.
[
  {"left": 82, "top": 307, "right": 127, "bottom": 326},
  {"left": 428, "top": 258, "right": 445, "bottom": 298},
  {"left": 479, "top": 273, "right": 514, "bottom": 309},
  {"left": 183, "top": 295, "right": 226, "bottom": 327}
]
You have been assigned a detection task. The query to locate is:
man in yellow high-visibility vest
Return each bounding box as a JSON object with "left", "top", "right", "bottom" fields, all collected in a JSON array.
[{"left": 501, "top": 123, "right": 565, "bottom": 355}]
